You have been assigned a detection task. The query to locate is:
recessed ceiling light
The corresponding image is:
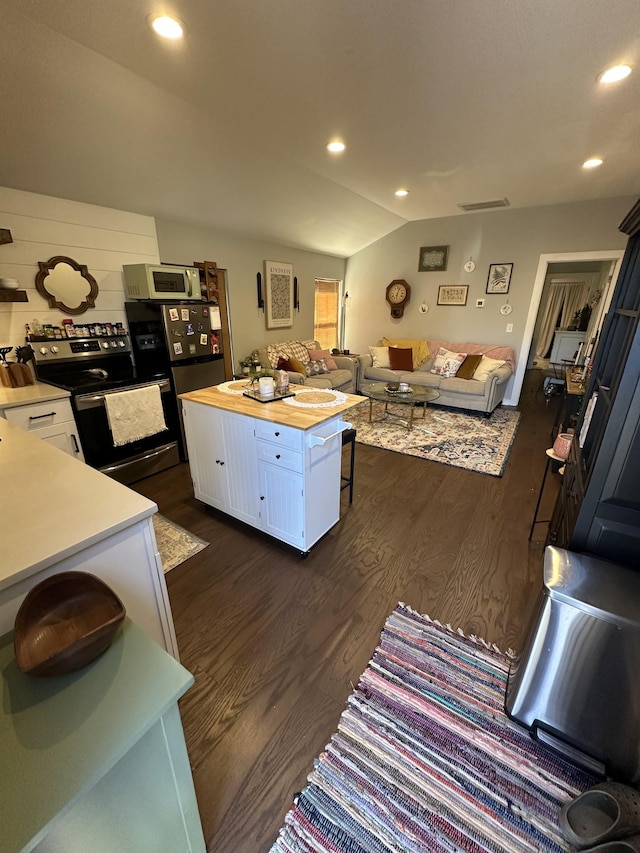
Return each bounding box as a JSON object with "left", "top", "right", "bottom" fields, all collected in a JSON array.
[
  {"left": 395, "top": 189, "right": 409, "bottom": 197},
  {"left": 598, "top": 65, "right": 632, "bottom": 83},
  {"left": 326, "top": 140, "right": 346, "bottom": 153},
  {"left": 583, "top": 158, "right": 603, "bottom": 169},
  {"left": 150, "top": 15, "right": 184, "bottom": 39}
]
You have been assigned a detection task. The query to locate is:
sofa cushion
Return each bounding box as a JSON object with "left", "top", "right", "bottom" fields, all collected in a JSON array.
[
  {"left": 388, "top": 346, "right": 413, "bottom": 371},
  {"left": 307, "top": 348, "right": 338, "bottom": 370},
  {"left": 472, "top": 355, "right": 506, "bottom": 382},
  {"left": 430, "top": 347, "right": 467, "bottom": 378},
  {"left": 439, "top": 376, "right": 486, "bottom": 396},
  {"left": 455, "top": 353, "right": 483, "bottom": 380},
  {"left": 382, "top": 338, "right": 430, "bottom": 369},
  {"left": 369, "top": 345, "right": 391, "bottom": 368},
  {"left": 401, "top": 371, "right": 441, "bottom": 390},
  {"left": 361, "top": 365, "right": 400, "bottom": 384},
  {"left": 306, "top": 358, "right": 330, "bottom": 376},
  {"left": 266, "top": 339, "right": 317, "bottom": 368}
]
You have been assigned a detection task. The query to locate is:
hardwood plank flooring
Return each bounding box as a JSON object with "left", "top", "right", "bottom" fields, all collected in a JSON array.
[{"left": 132, "top": 369, "right": 561, "bottom": 852}]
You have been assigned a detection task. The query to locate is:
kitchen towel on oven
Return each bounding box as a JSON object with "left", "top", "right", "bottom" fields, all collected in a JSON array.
[{"left": 104, "top": 384, "right": 167, "bottom": 446}]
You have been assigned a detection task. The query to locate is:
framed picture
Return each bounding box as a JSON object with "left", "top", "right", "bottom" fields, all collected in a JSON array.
[
  {"left": 437, "top": 285, "right": 468, "bottom": 306},
  {"left": 264, "top": 260, "right": 294, "bottom": 329},
  {"left": 418, "top": 245, "right": 449, "bottom": 272},
  {"left": 486, "top": 263, "right": 513, "bottom": 294}
]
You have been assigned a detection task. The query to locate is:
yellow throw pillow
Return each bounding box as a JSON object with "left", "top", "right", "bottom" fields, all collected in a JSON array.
[
  {"left": 455, "top": 354, "right": 483, "bottom": 380},
  {"left": 472, "top": 355, "right": 506, "bottom": 382},
  {"left": 288, "top": 356, "right": 307, "bottom": 375},
  {"left": 382, "top": 338, "right": 430, "bottom": 370}
]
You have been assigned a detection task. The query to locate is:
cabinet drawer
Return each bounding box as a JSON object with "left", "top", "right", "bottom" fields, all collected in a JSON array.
[
  {"left": 4, "top": 398, "right": 74, "bottom": 430},
  {"left": 257, "top": 441, "right": 303, "bottom": 472},
  {"left": 254, "top": 421, "right": 302, "bottom": 450}
]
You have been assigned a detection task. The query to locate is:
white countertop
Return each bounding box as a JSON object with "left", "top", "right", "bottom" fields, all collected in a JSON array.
[
  {"left": 0, "top": 417, "right": 157, "bottom": 591},
  {"left": 0, "top": 380, "right": 70, "bottom": 413}
]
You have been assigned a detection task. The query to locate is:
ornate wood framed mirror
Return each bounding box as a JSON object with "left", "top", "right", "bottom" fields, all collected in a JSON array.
[{"left": 35, "top": 255, "right": 99, "bottom": 315}]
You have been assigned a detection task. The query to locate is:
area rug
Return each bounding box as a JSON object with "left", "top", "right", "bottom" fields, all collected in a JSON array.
[
  {"left": 348, "top": 401, "right": 521, "bottom": 476},
  {"left": 271, "top": 604, "right": 599, "bottom": 853},
  {"left": 152, "top": 514, "right": 208, "bottom": 573}
]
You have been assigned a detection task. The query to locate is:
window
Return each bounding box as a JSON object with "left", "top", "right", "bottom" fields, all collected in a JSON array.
[{"left": 313, "top": 279, "right": 342, "bottom": 350}]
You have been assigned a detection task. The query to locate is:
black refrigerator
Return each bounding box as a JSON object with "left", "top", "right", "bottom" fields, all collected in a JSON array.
[{"left": 125, "top": 300, "right": 226, "bottom": 459}]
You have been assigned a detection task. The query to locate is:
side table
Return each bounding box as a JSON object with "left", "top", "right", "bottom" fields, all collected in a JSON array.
[
  {"left": 2, "top": 618, "right": 205, "bottom": 853},
  {"left": 528, "top": 448, "right": 565, "bottom": 541}
]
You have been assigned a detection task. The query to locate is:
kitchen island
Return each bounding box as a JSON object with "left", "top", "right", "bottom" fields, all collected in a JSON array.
[
  {"left": 180, "top": 385, "right": 361, "bottom": 553},
  {"left": 0, "top": 417, "right": 178, "bottom": 656}
]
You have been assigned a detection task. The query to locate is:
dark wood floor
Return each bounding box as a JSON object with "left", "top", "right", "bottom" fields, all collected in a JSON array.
[{"left": 132, "top": 368, "right": 560, "bottom": 853}]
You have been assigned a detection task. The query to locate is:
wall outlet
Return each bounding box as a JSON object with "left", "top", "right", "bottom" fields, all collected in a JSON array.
[{"left": 506, "top": 323, "right": 513, "bottom": 333}]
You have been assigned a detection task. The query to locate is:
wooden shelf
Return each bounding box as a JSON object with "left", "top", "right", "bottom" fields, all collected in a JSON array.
[{"left": 0, "top": 289, "right": 28, "bottom": 302}]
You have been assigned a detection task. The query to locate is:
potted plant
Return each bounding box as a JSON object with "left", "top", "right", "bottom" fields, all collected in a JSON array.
[{"left": 239, "top": 357, "right": 252, "bottom": 376}]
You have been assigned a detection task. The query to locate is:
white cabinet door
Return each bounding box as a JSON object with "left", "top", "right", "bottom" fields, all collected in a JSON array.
[
  {"left": 35, "top": 420, "right": 84, "bottom": 458},
  {"left": 220, "top": 410, "right": 260, "bottom": 526},
  {"left": 258, "top": 462, "right": 304, "bottom": 548},
  {"left": 4, "top": 398, "right": 85, "bottom": 461},
  {"left": 182, "top": 401, "right": 227, "bottom": 510}
]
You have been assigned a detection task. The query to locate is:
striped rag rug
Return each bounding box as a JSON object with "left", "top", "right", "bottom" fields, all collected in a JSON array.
[{"left": 271, "top": 603, "right": 600, "bottom": 853}]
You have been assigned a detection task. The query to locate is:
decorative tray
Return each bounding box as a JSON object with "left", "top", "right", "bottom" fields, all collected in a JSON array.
[
  {"left": 242, "top": 388, "right": 296, "bottom": 404},
  {"left": 385, "top": 387, "right": 413, "bottom": 395}
]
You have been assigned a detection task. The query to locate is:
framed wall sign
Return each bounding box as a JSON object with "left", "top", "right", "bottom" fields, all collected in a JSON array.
[
  {"left": 437, "top": 285, "right": 468, "bottom": 306},
  {"left": 264, "top": 260, "right": 294, "bottom": 328},
  {"left": 486, "top": 263, "right": 513, "bottom": 294},
  {"left": 418, "top": 245, "right": 449, "bottom": 272}
]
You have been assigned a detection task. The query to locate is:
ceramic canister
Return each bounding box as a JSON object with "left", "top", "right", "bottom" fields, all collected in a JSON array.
[{"left": 258, "top": 376, "right": 275, "bottom": 398}]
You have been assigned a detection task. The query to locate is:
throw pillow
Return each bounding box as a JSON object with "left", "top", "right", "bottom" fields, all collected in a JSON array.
[
  {"left": 430, "top": 347, "right": 467, "bottom": 378},
  {"left": 276, "top": 356, "right": 292, "bottom": 371},
  {"left": 288, "top": 356, "right": 307, "bottom": 375},
  {"left": 472, "top": 355, "right": 506, "bottom": 382},
  {"left": 388, "top": 346, "right": 414, "bottom": 372},
  {"left": 306, "top": 358, "right": 330, "bottom": 376},
  {"left": 382, "top": 338, "right": 430, "bottom": 370},
  {"left": 307, "top": 348, "right": 338, "bottom": 370},
  {"left": 369, "top": 345, "right": 391, "bottom": 369},
  {"left": 455, "top": 353, "right": 483, "bottom": 380}
]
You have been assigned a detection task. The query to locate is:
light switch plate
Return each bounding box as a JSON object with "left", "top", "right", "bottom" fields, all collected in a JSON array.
[
  {"left": 506, "top": 323, "right": 513, "bottom": 333},
  {"left": 475, "top": 298, "right": 485, "bottom": 308}
]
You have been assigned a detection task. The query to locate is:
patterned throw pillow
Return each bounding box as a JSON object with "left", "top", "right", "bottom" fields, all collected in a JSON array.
[
  {"left": 430, "top": 347, "right": 467, "bottom": 378},
  {"left": 306, "top": 358, "right": 330, "bottom": 376},
  {"left": 307, "top": 348, "right": 338, "bottom": 370},
  {"left": 267, "top": 340, "right": 315, "bottom": 369}
]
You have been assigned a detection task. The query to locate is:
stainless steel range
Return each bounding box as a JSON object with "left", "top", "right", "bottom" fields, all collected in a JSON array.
[{"left": 33, "top": 336, "right": 181, "bottom": 484}]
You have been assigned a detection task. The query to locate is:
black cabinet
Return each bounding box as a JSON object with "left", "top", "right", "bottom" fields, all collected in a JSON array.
[{"left": 547, "top": 199, "right": 640, "bottom": 569}]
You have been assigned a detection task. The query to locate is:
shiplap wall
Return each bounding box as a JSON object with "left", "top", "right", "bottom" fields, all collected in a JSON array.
[{"left": 0, "top": 186, "right": 160, "bottom": 351}]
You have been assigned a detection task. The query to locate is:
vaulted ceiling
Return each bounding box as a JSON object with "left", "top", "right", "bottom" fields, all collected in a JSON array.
[{"left": 0, "top": 0, "right": 638, "bottom": 257}]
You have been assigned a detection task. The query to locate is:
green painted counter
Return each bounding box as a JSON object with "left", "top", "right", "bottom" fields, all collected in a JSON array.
[{"left": 1, "top": 618, "right": 205, "bottom": 853}]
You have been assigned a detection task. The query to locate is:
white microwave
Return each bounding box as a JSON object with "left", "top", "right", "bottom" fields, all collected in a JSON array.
[{"left": 122, "top": 264, "right": 201, "bottom": 300}]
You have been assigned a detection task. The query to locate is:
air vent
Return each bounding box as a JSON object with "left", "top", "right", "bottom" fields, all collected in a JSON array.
[{"left": 457, "top": 198, "right": 510, "bottom": 212}]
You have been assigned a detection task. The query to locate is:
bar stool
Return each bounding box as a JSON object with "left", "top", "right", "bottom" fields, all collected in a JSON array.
[
  {"left": 528, "top": 434, "right": 573, "bottom": 541},
  {"left": 341, "top": 428, "right": 356, "bottom": 504}
]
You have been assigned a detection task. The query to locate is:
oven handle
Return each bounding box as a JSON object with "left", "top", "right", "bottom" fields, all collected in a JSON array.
[
  {"left": 99, "top": 442, "right": 177, "bottom": 476},
  {"left": 75, "top": 379, "right": 171, "bottom": 410}
]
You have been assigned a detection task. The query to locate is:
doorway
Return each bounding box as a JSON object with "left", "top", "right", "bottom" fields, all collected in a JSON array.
[{"left": 508, "top": 251, "right": 624, "bottom": 405}]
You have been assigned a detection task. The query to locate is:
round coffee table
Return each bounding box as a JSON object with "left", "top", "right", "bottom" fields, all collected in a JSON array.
[{"left": 360, "top": 382, "right": 440, "bottom": 430}]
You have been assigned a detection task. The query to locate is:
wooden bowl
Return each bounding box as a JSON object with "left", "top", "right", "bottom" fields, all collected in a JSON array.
[{"left": 14, "top": 571, "right": 126, "bottom": 677}]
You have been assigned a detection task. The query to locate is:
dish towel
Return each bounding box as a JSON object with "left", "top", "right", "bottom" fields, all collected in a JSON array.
[{"left": 104, "top": 384, "right": 167, "bottom": 447}]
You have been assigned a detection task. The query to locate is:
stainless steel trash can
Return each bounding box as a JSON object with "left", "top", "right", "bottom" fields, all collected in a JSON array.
[{"left": 506, "top": 546, "right": 640, "bottom": 783}]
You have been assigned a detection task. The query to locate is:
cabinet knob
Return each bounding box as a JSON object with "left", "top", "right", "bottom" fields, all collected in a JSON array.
[
  {"left": 275, "top": 431, "right": 280, "bottom": 437},
  {"left": 276, "top": 454, "right": 281, "bottom": 459},
  {"left": 260, "top": 495, "right": 265, "bottom": 500}
]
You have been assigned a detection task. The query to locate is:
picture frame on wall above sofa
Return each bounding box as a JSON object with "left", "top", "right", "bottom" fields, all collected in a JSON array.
[
  {"left": 264, "top": 260, "right": 294, "bottom": 329},
  {"left": 437, "top": 285, "right": 468, "bottom": 306},
  {"left": 418, "top": 245, "right": 449, "bottom": 272},
  {"left": 486, "top": 263, "right": 513, "bottom": 294}
]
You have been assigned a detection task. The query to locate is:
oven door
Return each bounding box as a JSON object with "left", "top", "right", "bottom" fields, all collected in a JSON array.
[{"left": 74, "top": 379, "right": 180, "bottom": 485}]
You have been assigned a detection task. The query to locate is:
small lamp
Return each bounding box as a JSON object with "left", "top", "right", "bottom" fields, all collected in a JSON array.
[{"left": 553, "top": 432, "right": 573, "bottom": 461}]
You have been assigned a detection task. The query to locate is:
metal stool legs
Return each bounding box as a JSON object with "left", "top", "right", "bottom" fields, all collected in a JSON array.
[{"left": 341, "top": 428, "right": 356, "bottom": 504}]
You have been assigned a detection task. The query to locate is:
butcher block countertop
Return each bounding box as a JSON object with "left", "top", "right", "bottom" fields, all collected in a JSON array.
[
  {"left": 0, "top": 418, "right": 157, "bottom": 591},
  {"left": 180, "top": 384, "right": 362, "bottom": 430},
  {"left": 0, "top": 380, "right": 70, "bottom": 413}
]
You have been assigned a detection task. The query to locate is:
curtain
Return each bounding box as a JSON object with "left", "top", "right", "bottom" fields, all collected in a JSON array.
[{"left": 536, "top": 282, "right": 588, "bottom": 359}]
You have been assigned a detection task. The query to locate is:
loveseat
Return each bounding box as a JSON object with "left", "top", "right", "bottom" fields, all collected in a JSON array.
[
  {"left": 357, "top": 337, "right": 514, "bottom": 414},
  {"left": 254, "top": 339, "right": 357, "bottom": 393}
]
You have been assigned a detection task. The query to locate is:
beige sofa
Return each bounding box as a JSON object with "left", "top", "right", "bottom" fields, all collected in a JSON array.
[
  {"left": 254, "top": 339, "right": 357, "bottom": 393},
  {"left": 357, "top": 338, "right": 515, "bottom": 414}
]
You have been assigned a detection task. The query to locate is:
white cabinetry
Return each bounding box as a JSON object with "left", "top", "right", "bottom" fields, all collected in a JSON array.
[
  {"left": 182, "top": 399, "right": 348, "bottom": 552},
  {"left": 3, "top": 397, "right": 84, "bottom": 461}
]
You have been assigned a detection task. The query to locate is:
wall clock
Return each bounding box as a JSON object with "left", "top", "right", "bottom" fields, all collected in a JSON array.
[{"left": 386, "top": 279, "right": 411, "bottom": 318}]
